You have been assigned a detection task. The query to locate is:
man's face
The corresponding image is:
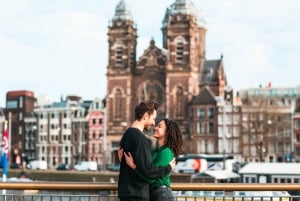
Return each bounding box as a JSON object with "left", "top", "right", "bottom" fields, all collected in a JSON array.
[{"left": 144, "top": 110, "right": 157, "bottom": 131}]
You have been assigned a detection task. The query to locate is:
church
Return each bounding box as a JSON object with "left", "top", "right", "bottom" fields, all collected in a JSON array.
[{"left": 105, "top": 0, "right": 228, "bottom": 160}]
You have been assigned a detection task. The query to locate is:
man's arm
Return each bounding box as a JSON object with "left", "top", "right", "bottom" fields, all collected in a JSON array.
[
  {"left": 132, "top": 136, "right": 174, "bottom": 178},
  {"left": 124, "top": 150, "right": 175, "bottom": 183}
]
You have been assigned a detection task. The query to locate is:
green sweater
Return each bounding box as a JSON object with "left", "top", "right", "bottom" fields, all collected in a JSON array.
[{"left": 136, "top": 145, "right": 174, "bottom": 187}]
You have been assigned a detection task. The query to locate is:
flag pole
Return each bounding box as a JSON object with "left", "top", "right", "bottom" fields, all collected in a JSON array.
[{"left": 2, "top": 120, "right": 9, "bottom": 195}]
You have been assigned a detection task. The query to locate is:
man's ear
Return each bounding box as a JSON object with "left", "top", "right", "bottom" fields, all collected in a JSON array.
[{"left": 142, "top": 113, "right": 149, "bottom": 120}]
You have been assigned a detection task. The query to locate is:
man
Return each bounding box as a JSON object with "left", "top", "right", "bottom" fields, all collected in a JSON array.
[{"left": 118, "top": 100, "right": 176, "bottom": 201}]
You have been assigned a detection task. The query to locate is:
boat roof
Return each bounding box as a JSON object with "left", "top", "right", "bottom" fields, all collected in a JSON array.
[{"left": 239, "top": 163, "right": 300, "bottom": 175}]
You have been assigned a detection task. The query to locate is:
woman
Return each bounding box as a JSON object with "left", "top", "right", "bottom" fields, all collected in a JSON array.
[{"left": 122, "top": 118, "right": 183, "bottom": 201}]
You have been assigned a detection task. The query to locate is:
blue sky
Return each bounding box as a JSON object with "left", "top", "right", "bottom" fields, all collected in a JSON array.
[{"left": 1, "top": 0, "right": 299, "bottom": 107}]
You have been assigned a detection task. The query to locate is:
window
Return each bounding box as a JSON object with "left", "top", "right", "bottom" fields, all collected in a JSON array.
[
  {"left": 92, "top": 144, "right": 95, "bottom": 154},
  {"left": 130, "top": 50, "right": 135, "bottom": 66},
  {"left": 176, "top": 39, "right": 184, "bottom": 63},
  {"left": 197, "top": 122, "right": 205, "bottom": 134},
  {"left": 99, "top": 144, "right": 102, "bottom": 153},
  {"left": 296, "top": 133, "right": 300, "bottom": 142},
  {"left": 6, "top": 100, "right": 17, "bottom": 109},
  {"left": 175, "top": 87, "right": 184, "bottom": 118},
  {"left": 113, "top": 89, "right": 123, "bottom": 119},
  {"left": 204, "top": 140, "right": 208, "bottom": 153},
  {"left": 19, "top": 112, "right": 23, "bottom": 121},
  {"left": 19, "top": 97, "right": 23, "bottom": 108},
  {"left": 51, "top": 112, "right": 58, "bottom": 119},
  {"left": 99, "top": 130, "right": 103, "bottom": 138},
  {"left": 198, "top": 108, "right": 205, "bottom": 119},
  {"left": 112, "top": 141, "right": 119, "bottom": 149},
  {"left": 208, "top": 108, "right": 214, "bottom": 119},
  {"left": 116, "top": 45, "right": 123, "bottom": 66},
  {"left": 209, "top": 122, "right": 214, "bottom": 133}
]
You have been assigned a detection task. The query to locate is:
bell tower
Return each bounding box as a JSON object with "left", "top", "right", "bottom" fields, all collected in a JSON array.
[
  {"left": 107, "top": 0, "right": 137, "bottom": 74},
  {"left": 106, "top": 0, "right": 137, "bottom": 140},
  {"left": 163, "top": 0, "right": 207, "bottom": 133}
]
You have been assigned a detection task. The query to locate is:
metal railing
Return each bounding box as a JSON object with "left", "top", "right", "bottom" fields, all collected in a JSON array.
[{"left": 0, "top": 182, "right": 299, "bottom": 201}]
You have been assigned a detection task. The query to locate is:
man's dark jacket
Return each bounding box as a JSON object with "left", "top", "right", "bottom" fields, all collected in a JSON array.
[{"left": 118, "top": 127, "right": 171, "bottom": 201}]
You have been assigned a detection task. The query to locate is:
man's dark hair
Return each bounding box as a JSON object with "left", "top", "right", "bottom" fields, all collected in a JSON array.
[{"left": 135, "top": 100, "right": 158, "bottom": 120}]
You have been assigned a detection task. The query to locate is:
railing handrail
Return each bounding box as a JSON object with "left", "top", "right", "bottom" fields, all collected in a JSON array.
[{"left": 0, "top": 182, "right": 299, "bottom": 191}]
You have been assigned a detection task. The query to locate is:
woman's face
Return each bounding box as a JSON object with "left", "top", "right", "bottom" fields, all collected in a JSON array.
[{"left": 153, "top": 120, "right": 167, "bottom": 139}]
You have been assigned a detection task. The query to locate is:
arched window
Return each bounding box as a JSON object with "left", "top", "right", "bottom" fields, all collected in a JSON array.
[
  {"left": 175, "top": 86, "right": 184, "bottom": 117},
  {"left": 176, "top": 40, "right": 184, "bottom": 63},
  {"left": 113, "top": 89, "right": 122, "bottom": 119},
  {"left": 115, "top": 45, "right": 123, "bottom": 66},
  {"left": 130, "top": 45, "right": 135, "bottom": 67},
  {"left": 175, "top": 37, "right": 185, "bottom": 63}
]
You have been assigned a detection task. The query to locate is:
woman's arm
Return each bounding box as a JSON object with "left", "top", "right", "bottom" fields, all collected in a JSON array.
[{"left": 124, "top": 151, "right": 175, "bottom": 171}]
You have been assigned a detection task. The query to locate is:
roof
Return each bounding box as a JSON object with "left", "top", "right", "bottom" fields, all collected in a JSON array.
[
  {"left": 239, "top": 163, "right": 300, "bottom": 175},
  {"left": 137, "top": 40, "right": 166, "bottom": 66},
  {"left": 163, "top": 0, "right": 206, "bottom": 28},
  {"left": 205, "top": 170, "right": 240, "bottom": 180},
  {"left": 200, "top": 59, "right": 221, "bottom": 85},
  {"left": 190, "top": 86, "right": 216, "bottom": 105},
  {"left": 112, "top": 0, "right": 133, "bottom": 21}
]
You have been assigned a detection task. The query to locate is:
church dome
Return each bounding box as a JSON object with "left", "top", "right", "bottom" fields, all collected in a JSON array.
[
  {"left": 162, "top": 0, "right": 206, "bottom": 28},
  {"left": 112, "top": 0, "right": 133, "bottom": 21}
]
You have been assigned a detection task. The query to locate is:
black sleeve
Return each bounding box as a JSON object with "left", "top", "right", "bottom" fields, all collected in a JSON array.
[{"left": 133, "top": 134, "right": 171, "bottom": 178}]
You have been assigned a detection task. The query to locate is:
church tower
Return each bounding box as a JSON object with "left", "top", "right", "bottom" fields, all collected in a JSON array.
[
  {"left": 106, "top": 0, "right": 137, "bottom": 148},
  {"left": 105, "top": 0, "right": 229, "bottom": 159},
  {"left": 163, "top": 0, "right": 207, "bottom": 133}
]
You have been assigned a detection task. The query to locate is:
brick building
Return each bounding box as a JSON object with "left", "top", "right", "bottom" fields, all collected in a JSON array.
[
  {"left": 4, "top": 90, "right": 36, "bottom": 165},
  {"left": 105, "top": 0, "right": 228, "bottom": 161}
]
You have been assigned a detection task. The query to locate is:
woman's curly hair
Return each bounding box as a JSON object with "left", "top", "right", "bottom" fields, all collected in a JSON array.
[{"left": 163, "top": 118, "right": 183, "bottom": 157}]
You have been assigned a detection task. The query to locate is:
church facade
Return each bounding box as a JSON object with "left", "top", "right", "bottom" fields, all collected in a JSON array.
[{"left": 105, "top": 0, "right": 227, "bottom": 162}]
